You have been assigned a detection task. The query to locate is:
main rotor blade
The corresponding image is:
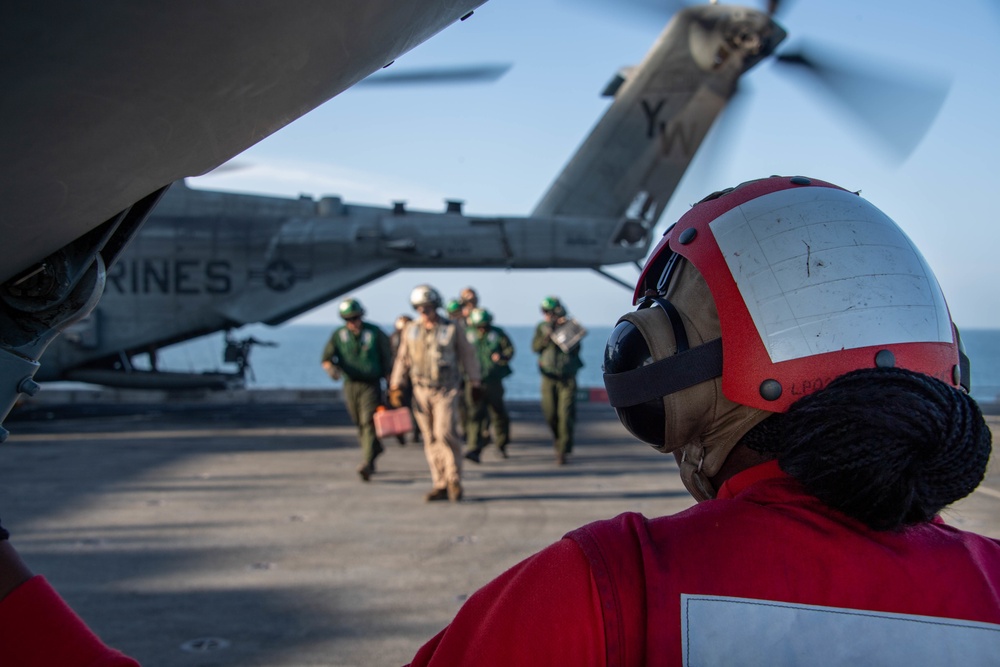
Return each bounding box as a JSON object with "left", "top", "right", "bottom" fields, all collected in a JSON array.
[
  {"left": 356, "top": 63, "right": 511, "bottom": 86},
  {"left": 775, "top": 44, "right": 950, "bottom": 161},
  {"left": 200, "top": 160, "right": 252, "bottom": 177},
  {"left": 558, "top": 0, "right": 685, "bottom": 24},
  {"left": 563, "top": 0, "right": 792, "bottom": 21}
]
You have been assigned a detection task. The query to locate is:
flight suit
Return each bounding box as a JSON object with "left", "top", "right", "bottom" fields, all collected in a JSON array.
[
  {"left": 532, "top": 321, "right": 583, "bottom": 462},
  {"left": 391, "top": 318, "right": 481, "bottom": 497},
  {"left": 322, "top": 322, "right": 393, "bottom": 474},
  {"left": 465, "top": 324, "right": 514, "bottom": 457}
]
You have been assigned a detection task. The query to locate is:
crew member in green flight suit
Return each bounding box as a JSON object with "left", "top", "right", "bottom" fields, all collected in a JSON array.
[
  {"left": 321, "top": 298, "right": 394, "bottom": 482},
  {"left": 463, "top": 308, "right": 514, "bottom": 463},
  {"left": 532, "top": 296, "right": 584, "bottom": 465}
]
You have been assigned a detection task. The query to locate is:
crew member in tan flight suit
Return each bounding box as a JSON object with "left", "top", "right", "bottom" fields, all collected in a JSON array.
[{"left": 389, "top": 284, "right": 482, "bottom": 502}]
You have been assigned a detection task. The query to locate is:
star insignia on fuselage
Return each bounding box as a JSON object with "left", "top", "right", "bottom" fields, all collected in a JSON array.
[{"left": 248, "top": 259, "right": 311, "bottom": 292}]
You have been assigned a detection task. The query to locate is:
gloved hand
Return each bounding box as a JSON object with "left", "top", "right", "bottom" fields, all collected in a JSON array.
[
  {"left": 388, "top": 387, "right": 404, "bottom": 408},
  {"left": 469, "top": 384, "right": 486, "bottom": 403},
  {"left": 322, "top": 361, "right": 341, "bottom": 381}
]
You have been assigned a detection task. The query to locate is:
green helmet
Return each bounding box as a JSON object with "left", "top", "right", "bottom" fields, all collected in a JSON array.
[
  {"left": 469, "top": 308, "right": 493, "bottom": 327},
  {"left": 446, "top": 298, "right": 463, "bottom": 315},
  {"left": 339, "top": 298, "right": 364, "bottom": 319},
  {"left": 540, "top": 296, "right": 562, "bottom": 313}
]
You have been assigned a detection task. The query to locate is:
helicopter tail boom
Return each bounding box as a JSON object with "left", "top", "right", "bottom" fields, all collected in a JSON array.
[{"left": 531, "top": 5, "right": 785, "bottom": 227}]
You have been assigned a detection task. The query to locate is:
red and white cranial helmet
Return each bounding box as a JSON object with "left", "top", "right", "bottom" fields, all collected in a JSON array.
[{"left": 603, "top": 176, "right": 965, "bottom": 499}]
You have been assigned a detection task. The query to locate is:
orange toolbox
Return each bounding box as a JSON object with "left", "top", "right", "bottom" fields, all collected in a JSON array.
[{"left": 374, "top": 406, "right": 413, "bottom": 438}]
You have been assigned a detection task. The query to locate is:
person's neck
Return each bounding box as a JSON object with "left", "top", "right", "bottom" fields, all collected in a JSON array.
[{"left": 708, "top": 442, "right": 775, "bottom": 490}]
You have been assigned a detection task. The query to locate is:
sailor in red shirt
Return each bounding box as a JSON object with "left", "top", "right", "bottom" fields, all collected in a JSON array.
[{"left": 406, "top": 176, "right": 1000, "bottom": 666}]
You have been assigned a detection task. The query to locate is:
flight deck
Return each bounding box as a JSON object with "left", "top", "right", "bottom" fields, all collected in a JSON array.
[{"left": 3, "top": 393, "right": 999, "bottom": 666}]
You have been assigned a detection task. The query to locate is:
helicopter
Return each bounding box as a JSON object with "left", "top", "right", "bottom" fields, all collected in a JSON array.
[
  {"left": 0, "top": 1, "right": 489, "bottom": 428},
  {"left": 13, "top": 1, "right": 949, "bottom": 393},
  {"left": 29, "top": 2, "right": 790, "bottom": 390}
]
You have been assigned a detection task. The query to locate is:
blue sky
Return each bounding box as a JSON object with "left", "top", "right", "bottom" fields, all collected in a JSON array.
[{"left": 190, "top": 0, "right": 1000, "bottom": 329}]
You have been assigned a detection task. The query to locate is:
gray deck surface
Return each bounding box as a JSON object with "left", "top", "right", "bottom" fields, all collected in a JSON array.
[{"left": 3, "top": 392, "right": 999, "bottom": 666}]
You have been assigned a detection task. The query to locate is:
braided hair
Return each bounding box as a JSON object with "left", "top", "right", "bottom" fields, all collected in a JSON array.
[{"left": 745, "top": 367, "right": 992, "bottom": 531}]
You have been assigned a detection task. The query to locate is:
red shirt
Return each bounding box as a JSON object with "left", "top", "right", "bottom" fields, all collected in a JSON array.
[
  {"left": 407, "top": 461, "right": 1000, "bottom": 666},
  {"left": 0, "top": 576, "right": 139, "bottom": 666}
]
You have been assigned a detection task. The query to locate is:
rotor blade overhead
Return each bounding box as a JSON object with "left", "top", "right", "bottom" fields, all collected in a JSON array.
[
  {"left": 564, "top": 0, "right": 793, "bottom": 21},
  {"left": 200, "top": 160, "right": 253, "bottom": 177},
  {"left": 356, "top": 63, "right": 512, "bottom": 86},
  {"left": 775, "top": 44, "right": 950, "bottom": 161},
  {"left": 206, "top": 63, "right": 511, "bottom": 178},
  {"left": 560, "top": 0, "right": 685, "bottom": 24}
]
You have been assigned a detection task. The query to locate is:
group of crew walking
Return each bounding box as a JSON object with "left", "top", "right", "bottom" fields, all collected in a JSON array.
[{"left": 319, "top": 285, "right": 584, "bottom": 502}]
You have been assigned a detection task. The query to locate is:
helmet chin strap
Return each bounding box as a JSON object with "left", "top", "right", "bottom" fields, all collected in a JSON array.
[{"left": 677, "top": 445, "right": 717, "bottom": 501}]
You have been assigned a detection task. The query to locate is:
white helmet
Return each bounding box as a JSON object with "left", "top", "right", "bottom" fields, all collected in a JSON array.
[
  {"left": 410, "top": 284, "right": 443, "bottom": 309},
  {"left": 603, "top": 176, "right": 966, "bottom": 500}
]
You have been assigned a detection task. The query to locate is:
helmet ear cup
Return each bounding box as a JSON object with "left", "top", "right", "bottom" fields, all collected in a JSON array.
[
  {"left": 605, "top": 258, "right": 773, "bottom": 499},
  {"left": 614, "top": 305, "right": 721, "bottom": 454},
  {"left": 604, "top": 314, "right": 669, "bottom": 448},
  {"left": 605, "top": 300, "right": 731, "bottom": 455}
]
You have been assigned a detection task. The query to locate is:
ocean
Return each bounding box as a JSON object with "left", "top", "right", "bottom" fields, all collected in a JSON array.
[
  {"left": 151, "top": 323, "right": 613, "bottom": 401},
  {"left": 150, "top": 323, "right": 1000, "bottom": 406}
]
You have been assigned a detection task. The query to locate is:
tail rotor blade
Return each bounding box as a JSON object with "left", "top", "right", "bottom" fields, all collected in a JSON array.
[{"left": 775, "top": 43, "right": 950, "bottom": 161}]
